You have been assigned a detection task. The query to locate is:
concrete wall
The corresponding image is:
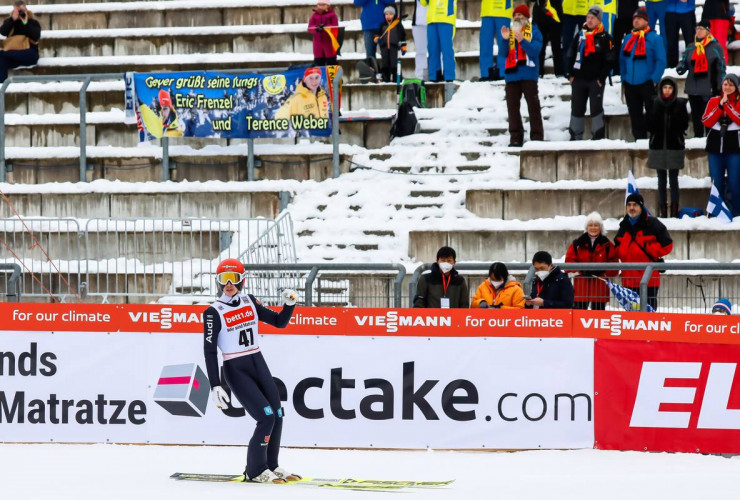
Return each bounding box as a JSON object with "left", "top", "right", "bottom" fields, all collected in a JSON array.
[
  {"left": 409, "top": 229, "right": 736, "bottom": 263},
  {"left": 467, "top": 187, "right": 711, "bottom": 220}
]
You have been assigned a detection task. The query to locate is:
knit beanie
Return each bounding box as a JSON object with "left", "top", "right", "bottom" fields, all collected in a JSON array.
[
  {"left": 513, "top": 4, "right": 531, "bottom": 18},
  {"left": 587, "top": 5, "right": 603, "bottom": 22},
  {"left": 626, "top": 192, "right": 645, "bottom": 208},
  {"left": 384, "top": 5, "right": 396, "bottom": 15},
  {"left": 633, "top": 7, "right": 648, "bottom": 21},
  {"left": 713, "top": 298, "right": 732, "bottom": 315}
]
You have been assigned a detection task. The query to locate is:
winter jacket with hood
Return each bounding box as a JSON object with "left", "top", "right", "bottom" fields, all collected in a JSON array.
[
  {"left": 309, "top": 7, "right": 339, "bottom": 58},
  {"left": 614, "top": 210, "right": 673, "bottom": 288},
  {"left": 647, "top": 76, "right": 689, "bottom": 170},
  {"left": 530, "top": 266, "right": 574, "bottom": 309},
  {"left": 413, "top": 263, "right": 469, "bottom": 308},
  {"left": 471, "top": 277, "right": 526, "bottom": 309},
  {"left": 676, "top": 37, "right": 725, "bottom": 97},
  {"left": 565, "top": 233, "right": 618, "bottom": 303}
]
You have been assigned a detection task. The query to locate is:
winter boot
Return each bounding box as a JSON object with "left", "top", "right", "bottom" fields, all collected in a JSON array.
[
  {"left": 671, "top": 202, "right": 679, "bottom": 218},
  {"left": 490, "top": 66, "right": 501, "bottom": 81},
  {"left": 247, "top": 469, "right": 286, "bottom": 484},
  {"left": 272, "top": 467, "right": 302, "bottom": 482},
  {"left": 659, "top": 204, "right": 668, "bottom": 218}
]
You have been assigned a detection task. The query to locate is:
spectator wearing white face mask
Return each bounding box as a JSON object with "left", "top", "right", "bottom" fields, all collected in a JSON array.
[
  {"left": 526, "top": 251, "right": 574, "bottom": 309},
  {"left": 472, "top": 262, "right": 525, "bottom": 309},
  {"left": 413, "top": 246, "right": 469, "bottom": 308}
]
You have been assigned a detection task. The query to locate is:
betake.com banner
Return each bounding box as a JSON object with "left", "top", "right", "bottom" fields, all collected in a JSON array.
[{"left": 128, "top": 67, "right": 338, "bottom": 140}]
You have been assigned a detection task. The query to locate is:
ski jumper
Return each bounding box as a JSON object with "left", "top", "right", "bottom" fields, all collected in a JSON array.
[{"left": 203, "top": 293, "right": 294, "bottom": 479}]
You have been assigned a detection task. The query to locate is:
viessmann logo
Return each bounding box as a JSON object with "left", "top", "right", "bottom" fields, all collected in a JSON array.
[
  {"left": 580, "top": 315, "right": 672, "bottom": 336},
  {"left": 353, "top": 311, "right": 452, "bottom": 334},
  {"left": 128, "top": 308, "right": 202, "bottom": 330}
]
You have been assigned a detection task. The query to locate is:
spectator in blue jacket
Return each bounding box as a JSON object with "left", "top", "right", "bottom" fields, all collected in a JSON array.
[
  {"left": 355, "top": 0, "right": 395, "bottom": 58},
  {"left": 620, "top": 7, "right": 667, "bottom": 140},
  {"left": 665, "top": 0, "right": 695, "bottom": 68},
  {"left": 526, "top": 251, "right": 575, "bottom": 309},
  {"left": 502, "top": 3, "right": 544, "bottom": 147}
]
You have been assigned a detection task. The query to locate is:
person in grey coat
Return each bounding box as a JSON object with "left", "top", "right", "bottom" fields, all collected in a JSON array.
[
  {"left": 647, "top": 76, "right": 689, "bottom": 218},
  {"left": 676, "top": 20, "right": 726, "bottom": 138}
]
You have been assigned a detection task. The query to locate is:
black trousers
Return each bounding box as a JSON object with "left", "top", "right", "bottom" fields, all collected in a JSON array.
[
  {"left": 573, "top": 301, "right": 607, "bottom": 310},
  {"left": 570, "top": 78, "right": 605, "bottom": 139},
  {"left": 689, "top": 94, "right": 710, "bottom": 138},
  {"left": 380, "top": 47, "right": 399, "bottom": 83},
  {"left": 665, "top": 11, "right": 695, "bottom": 68},
  {"left": 505, "top": 80, "right": 544, "bottom": 145},
  {"left": 612, "top": 16, "right": 634, "bottom": 74},
  {"left": 628, "top": 286, "right": 659, "bottom": 311},
  {"left": 657, "top": 168, "right": 680, "bottom": 206},
  {"left": 314, "top": 56, "right": 337, "bottom": 66},
  {"left": 224, "top": 352, "right": 283, "bottom": 480},
  {"left": 540, "top": 20, "right": 564, "bottom": 76},
  {"left": 624, "top": 81, "right": 656, "bottom": 140}
]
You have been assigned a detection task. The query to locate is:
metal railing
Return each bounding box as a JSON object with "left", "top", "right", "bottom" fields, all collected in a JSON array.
[
  {"left": 0, "top": 214, "right": 296, "bottom": 302},
  {"left": 0, "top": 263, "right": 22, "bottom": 301},
  {"left": 409, "top": 262, "right": 740, "bottom": 313},
  {"left": 0, "top": 69, "right": 344, "bottom": 183}
]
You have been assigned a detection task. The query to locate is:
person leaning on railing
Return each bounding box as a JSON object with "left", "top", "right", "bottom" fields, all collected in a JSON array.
[{"left": 0, "top": 1, "right": 40, "bottom": 83}]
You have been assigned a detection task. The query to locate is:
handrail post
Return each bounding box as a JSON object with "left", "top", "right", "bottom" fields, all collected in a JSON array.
[
  {"left": 393, "top": 264, "right": 406, "bottom": 308},
  {"left": 162, "top": 137, "right": 170, "bottom": 181},
  {"left": 331, "top": 66, "right": 343, "bottom": 178},
  {"left": 305, "top": 266, "right": 319, "bottom": 306},
  {"left": 6, "top": 263, "right": 21, "bottom": 302},
  {"left": 79, "top": 76, "right": 93, "bottom": 182},
  {"left": 247, "top": 137, "right": 255, "bottom": 181},
  {"left": 640, "top": 265, "right": 654, "bottom": 311},
  {"left": 0, "top": 78, "right": 12, "bottom": 183},
  {"left": 408, "top": 264, "right": 426, "bottom": 307}
]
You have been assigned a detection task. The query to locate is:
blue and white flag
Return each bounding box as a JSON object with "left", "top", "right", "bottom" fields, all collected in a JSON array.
[
  {"left": 706, "top": 183, "right": 733, "bottom": 223},
  {"left": 606, "top": 279, "right": 655, "bottom": 312},
  {"left": 625, "top": 170, "right": 651, "bottom": 216}
]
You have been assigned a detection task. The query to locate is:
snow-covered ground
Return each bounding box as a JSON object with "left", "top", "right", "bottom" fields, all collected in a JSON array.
[{"left": 2, "top": 443, "right": 739, "bottom": 499}]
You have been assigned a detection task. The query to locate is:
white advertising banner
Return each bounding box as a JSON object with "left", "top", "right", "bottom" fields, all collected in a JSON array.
[{"left": 0, "top": 332, "right": 594, "bottom": 449}]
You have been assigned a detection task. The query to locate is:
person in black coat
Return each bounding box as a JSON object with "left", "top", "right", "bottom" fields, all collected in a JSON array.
[
  {"left": 647, "top": 76, "right": 689, "bottom": 218},
  {"left": 526, "top": 251, "right": 575, "bottom": 309},
  {"left": 533, "top": 0, "right": 564, "bottom": 77},
  {"left": 0, "top": 1, "right": 41, "bottom": 83},
  {"left": 374, "top": 5, "right": 408, "bottom": 83},
  {"left": 566, "top": 5, "right": 615, "bottom": 140},
  {"left": 413, "top": 246, "right": 469, "bottom": 308}
]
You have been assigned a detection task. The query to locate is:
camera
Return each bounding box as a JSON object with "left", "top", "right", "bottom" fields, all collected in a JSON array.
[{"left": 18, "top": 9, "right": 26, "bottom": 19}]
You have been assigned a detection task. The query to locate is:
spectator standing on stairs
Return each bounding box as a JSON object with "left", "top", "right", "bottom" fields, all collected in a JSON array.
[
  {"left": 533, "top": 0, "right": 564, "bottom": 77},
  {"left": 0, "top": 1, "right": 40, "bottom": 83},
  {"left": 502, "top": 3, "right": 544, "bottom": 147},
  {"left": 420, "top": 0, "right": 457, "bottom": 82},
  {"left": 664, "top": 0, "right": 695, "bottom": 68},
  {"left": 566, "top": 5, "right": 615, "bottom": 140},
  {"left": 374, "top": 5, "right": 408, "bottom": 83},
  {"left": 355, "top": 0, "right": 396, "bottom": 59},
  {"left": 676, "top": 20, "right": 725, "bottom": 138},
  {"left": 620, "top": 7, "right": 666, "bottom": 140},
  {"left": 647, "top": 76, "right": 688, "bottom": 218},
  {"left": 309, "top": 0, "right": 340, "bottom": 66},
  {"left": 701, "top": 0, "right": 732, "bottom": 64},
  {"left": 413, "top": 0, "right": 429, "bottom": 80},
  {"left": 479, "top": 0, "right": 512, "bottom": 81}
]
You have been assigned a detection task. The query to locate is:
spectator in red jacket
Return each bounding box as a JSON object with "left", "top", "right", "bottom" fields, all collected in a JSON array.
[
  {"left": 308, "top": 0, "right": 339, "bottom": 65},
  {"left": 614, "top": 193, "right": 673, "bottom": 311},
  {"left": 565, "top": 212, "right": 618, "bottom": 310}
]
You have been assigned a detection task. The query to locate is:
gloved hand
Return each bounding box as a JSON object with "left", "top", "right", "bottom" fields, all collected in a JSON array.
[
  {"left": 479, "top": 301, "right": 489, "bottom": 308},
  {"left": 211, "top": 386, "right": 230, "bottom": 409},
  {"left": 400, "top": 43, "right": 407, "bottom": 56},
  {"left": 491, "top": 303, "right": 502, "bottom": 309},
  {"left": 373, "top": 35, "right": 379, "bottom": 43},
  {"left": 316, "top": 24, "right": 325, "bottom": 31},
  {"left": 281, "top": 288, "right": 298, "bottom": 306}
]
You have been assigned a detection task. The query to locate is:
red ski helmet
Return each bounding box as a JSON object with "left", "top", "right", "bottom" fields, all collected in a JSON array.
[{"left": 215, "top": 258, "right": 245, "bottom": 294}]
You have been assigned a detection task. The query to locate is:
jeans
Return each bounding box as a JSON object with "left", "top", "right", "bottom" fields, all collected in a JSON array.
[
  {"left": 646, "top": 1, "right": 669, "bottom": 49},
  {"left": 427, "top": 22, "right": 455, "bottom": 81},
  {"left": 0, "top": 48, "right": 39, "bottom": 82},
  {"left": 708, "top": 152, "right": 740, "bottom": 216},
  {"left": 363, "top": 30, "right": 378, "bottom": 58},
  {"left": 479, "top": 16, "right": 510, "bottom": 78}
]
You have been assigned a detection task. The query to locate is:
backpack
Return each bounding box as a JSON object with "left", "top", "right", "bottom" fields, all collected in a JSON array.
[
  {"left": 390, "top": 101, "right": 420, "bottom": 139},
  {"left": 357, "top": 57, "right": 379, "bottom": 83},
  {"left": 399, "top": 78, "right": 426, "bottom": 108}
]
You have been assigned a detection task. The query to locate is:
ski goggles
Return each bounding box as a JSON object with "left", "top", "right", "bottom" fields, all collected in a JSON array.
[{"left": 216, "top": 271, "right": 244, "bottom": 285}]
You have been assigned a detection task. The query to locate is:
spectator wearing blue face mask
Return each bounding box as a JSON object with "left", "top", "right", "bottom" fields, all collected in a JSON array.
[
  {"left": 413, "top": 246, "right": 469, "bottom": 308},
  {"left": 526, "top": 251, "right": 575, "bottom": 309}
]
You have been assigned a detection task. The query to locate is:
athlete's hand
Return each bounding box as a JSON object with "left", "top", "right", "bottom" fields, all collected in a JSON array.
[
  {"left": 281, "top": 288, "right": 298, "bottom": 306},
  {"left": 211, "top": 386, "right": 230, "bottom": 409}
]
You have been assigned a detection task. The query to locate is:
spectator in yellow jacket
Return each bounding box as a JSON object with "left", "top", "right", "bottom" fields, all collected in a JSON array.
[
  {"left": 471, "top": 262, "right": 526, "bottom": 309},
  {"left": 420, "top": 0, "right": 457, "bottom": 81}
]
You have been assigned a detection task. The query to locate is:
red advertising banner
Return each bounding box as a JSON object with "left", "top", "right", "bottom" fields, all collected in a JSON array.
[{"left": 595, "top": 340, "right": 740, "bottom": 453}]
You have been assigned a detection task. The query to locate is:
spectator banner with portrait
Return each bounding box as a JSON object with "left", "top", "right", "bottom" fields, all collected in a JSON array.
[{"left": 125, "top": 67, "right": 339, "bottom": 141}]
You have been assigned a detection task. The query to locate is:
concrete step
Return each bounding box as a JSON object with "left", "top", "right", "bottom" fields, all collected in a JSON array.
[
  {"left": 409, "top": 227, "right": 735, "bottom": 263},
  {"left": 466, "top": 184, "right": 711, "bottom": 220}
]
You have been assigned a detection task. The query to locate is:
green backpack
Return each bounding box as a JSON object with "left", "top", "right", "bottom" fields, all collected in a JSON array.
[{"left": 399, "top": 78, "right": 427, "bottom": 108}]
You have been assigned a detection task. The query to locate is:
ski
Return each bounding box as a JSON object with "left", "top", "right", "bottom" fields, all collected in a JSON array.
[{"left": 170, "top": 472, "right": 454, "bottom": 490}]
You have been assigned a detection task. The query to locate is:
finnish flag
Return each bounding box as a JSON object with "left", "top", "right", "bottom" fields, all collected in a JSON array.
[
  {"left": 625, "top": 170, "right": 651, "bottom": 216},
  {"left": 706, "top": 183, "right": 733, "bottom": 223}
]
